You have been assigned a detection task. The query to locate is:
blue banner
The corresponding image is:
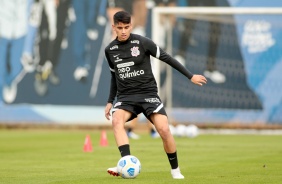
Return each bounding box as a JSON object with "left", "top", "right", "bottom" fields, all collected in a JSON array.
[{"left": 0, "top": 0, "right": 281, "bottom": 124}]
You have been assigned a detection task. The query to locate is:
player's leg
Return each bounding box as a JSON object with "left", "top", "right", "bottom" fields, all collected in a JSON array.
[
  {"left": 204, "top": 19, "right": 226, "bottom": 83},
  {"left": 71, "top": 0, "right": 89, "bottom": 81},
  {"left": 112, "top": 109, "right": 132, "bottom": 147},
  {"left": 150, "top": 113, "right": 184, "bottom": 179},
  {"left": 132, "top": 0, "right": 147, "bottom": 36},
  {"left": 0, "top": 38, "right": 8, "bottom": 103},
  {"left": 150, "top": 113, "right": 176, "bottom": 152},
  {"left": 147, "top": 120, "right": 160, "bottom": 138},
  {"left": 107, "top": 109, "right": 133, "bottom": 176},
  {"left": 126, "top": 117, "right": 140, "bottom": 139},
  {"left": 3, "top": 37, "right": 25, "bottom": 104}
]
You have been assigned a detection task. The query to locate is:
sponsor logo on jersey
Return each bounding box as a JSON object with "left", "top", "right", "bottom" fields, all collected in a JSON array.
[
  {"left": 131, "top": 46, "right": 140, "bottom": 57},
  {"left": 114, "top": 102, "right": 122, "bottom": 107},
  {"left": 118, "top": 68, "right": 145, "bottom": 80},
  {"left": 145, "top": 98, "right": 161, "bottom": 103},
  {"left": 131, "top": 40, "right": 140, "bottom": 44},
  {"left": 110, "top": 45, "right": 118, "bottom": 50},
  {"left": 117, "top": 62, "right": 134, "bottom": 68}
]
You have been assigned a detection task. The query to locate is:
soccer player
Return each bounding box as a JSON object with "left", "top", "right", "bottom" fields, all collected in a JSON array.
[{"left": 104, "top": 11, "right": 207, "bottom": 179}]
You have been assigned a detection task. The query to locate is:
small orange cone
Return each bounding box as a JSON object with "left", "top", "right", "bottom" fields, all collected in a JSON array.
[
  {"left": 100, "top": 130, "right": 108, "bottom": 147},
  {"left": 83, "top": 134, "right": 93, "bottom": 152}
]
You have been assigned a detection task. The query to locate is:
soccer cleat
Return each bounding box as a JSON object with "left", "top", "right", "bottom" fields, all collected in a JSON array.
[
  {"left": 87, "top": 29, "right": 98, "bottom": 40},
  {"left": 41, "top": 61, "right": 53, "bottom": 81},
  {"left": 127, "top": 132, "right": 140, "bottom": 139},
  {"left": 107, "top": 167, "right": 120, "bottom": 177},
  {"left": 34, "top": 73, "right": 48, "bottom": 96},
  {"left": 204, "top": 70, "right": 226, "bottom": 84},
  {"left": 97, "top": 15, "right": 106, "bottom": 26},
  {"left": 171, "top": 167, "right": 185, "bottom": 179},
  {"left": 49, "top": 71, "right": 60, "bottom": 85},
  {"left": 74, "top": 66, "right": 89, "bottom": 81},
  {"left": 21, "top": 53, "right": 35, "bottom": 73},
  {"left": 2, "top": 81, "right": 17, "bottom": 104},
  {"left": 132, "top": 26, "right": 146, "bottom": 36}
]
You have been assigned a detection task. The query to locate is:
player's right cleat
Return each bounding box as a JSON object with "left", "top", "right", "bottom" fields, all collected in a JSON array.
[
  {"left": 171, "top": 167, "right": 185, "bottom": 179},
  {"left": 107, "top": 167, "right": 120, "bottom": 177}
]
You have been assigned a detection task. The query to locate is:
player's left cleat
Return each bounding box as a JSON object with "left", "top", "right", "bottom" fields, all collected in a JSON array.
[
  {"left": 107, "top": 167, "right": 120, "bottom": 177},
  {"left": 171, "top": 167, "right": 185, "bottom": 179}
]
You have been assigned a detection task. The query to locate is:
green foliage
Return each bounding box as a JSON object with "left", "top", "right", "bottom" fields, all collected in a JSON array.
[{"left": 0, "top": 129, "right": 281, "bottom": 184}]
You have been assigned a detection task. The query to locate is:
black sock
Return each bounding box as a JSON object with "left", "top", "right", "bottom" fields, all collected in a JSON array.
[
  {"left": 167, "top": 152, "right": 178, "bottom": 169},
  {"left": 150, "top": 128, "right": 156, "bottom": 134},
  {"left": 118, "top": 144, "right": 130, "bottom": 157}
]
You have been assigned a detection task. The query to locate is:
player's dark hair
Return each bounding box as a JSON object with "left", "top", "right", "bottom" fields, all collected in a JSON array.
[{"left": 113, "top": 11, "right": 131, "bottom": 25}]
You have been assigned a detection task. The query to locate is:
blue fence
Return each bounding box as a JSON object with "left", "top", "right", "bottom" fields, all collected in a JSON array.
[{"left": 0, "top": 0, "right": 281, "bottom": 124}]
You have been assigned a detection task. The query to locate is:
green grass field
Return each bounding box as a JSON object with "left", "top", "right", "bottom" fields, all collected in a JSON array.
[{"left": 0, "top": 129, "right": 281, "bottom": 184}]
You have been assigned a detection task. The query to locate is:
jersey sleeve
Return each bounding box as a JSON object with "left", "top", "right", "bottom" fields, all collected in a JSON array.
[
  {"left": 105, "top": 49, "right": 117, "bottom": 103},
  {"left": 141, "top": 36, "right": 194, "bottom": 80}
]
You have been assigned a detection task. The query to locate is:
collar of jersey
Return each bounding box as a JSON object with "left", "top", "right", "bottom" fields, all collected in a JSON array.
[{"left": 115, "top": 34, "right": 133, "bottom": 44}]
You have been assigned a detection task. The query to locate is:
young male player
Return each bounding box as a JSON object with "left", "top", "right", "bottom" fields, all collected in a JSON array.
[{"left": 104, "top": 10, "right": 207, "bottom": 179}]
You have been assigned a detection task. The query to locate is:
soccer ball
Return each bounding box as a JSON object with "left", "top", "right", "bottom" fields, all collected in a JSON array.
[
  {"left": 175, "top": 124, "right": 187, "bottom": 137},
  {"left": 117, "top": 155, "right": 141, "bottom": 179},
  {"left": 185, "top": 124, "right": 199, "bottom": 138}
]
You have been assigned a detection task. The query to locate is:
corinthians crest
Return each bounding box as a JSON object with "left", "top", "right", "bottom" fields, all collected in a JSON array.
[{"left": 131, "top": 46, "right": 140, "bottom": 57}]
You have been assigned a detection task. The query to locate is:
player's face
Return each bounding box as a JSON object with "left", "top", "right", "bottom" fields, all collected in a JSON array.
[{"left": 113, "top": 22, "right": 132, "bottom": 42}]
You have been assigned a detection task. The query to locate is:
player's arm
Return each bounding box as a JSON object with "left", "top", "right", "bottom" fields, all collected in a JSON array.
[
  {"left": 105, "top": 50, "right": 117, "bottom": 120},
  {"left": 105, "top": 103, "right": 113, "bottom": 120},
  {"left": 190, "top": 74, "right": 207, "bottom": 86},
  {"left": 142, "top": 37, "right": 207, "bottom": 86},
  {"left": 107, "top": 70, "right": 117, "bottom": 103}
]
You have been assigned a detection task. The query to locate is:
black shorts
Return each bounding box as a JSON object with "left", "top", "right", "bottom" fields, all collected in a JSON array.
[{"left": 112, "top": 93, "right": 167, "bottom": 123}]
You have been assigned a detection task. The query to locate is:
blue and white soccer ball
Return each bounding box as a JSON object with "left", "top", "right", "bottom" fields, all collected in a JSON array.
[{"left": 117, "top": 155, "right": 141, "bottom": 179}]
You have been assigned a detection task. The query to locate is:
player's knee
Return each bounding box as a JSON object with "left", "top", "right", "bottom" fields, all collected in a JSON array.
[
  {"left": 156, "top": 126, "right": 170, "bottom": 138},
  {"left": 112, "top": 117, "right": 124, "bottom": 128}
]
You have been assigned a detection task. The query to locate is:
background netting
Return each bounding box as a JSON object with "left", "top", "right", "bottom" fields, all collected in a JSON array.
[{"left": 153, "top": 8, "right": 282, "bottom": 110}]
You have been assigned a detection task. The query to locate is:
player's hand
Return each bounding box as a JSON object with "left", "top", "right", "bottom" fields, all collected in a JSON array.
[
  {"left": 105, "top": 103, "right": 113, "bottom": 120},
  {"left": 191, "top": 75, "right": 207, "bottom": 86}
]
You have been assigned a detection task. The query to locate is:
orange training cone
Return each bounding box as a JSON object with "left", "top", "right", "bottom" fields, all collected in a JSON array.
[
  {"left": 100, "top": 130, "right": 108, "bottom": 147},
  {"left": 83, "top": 134, "right": 93, "bottom": 152}
]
